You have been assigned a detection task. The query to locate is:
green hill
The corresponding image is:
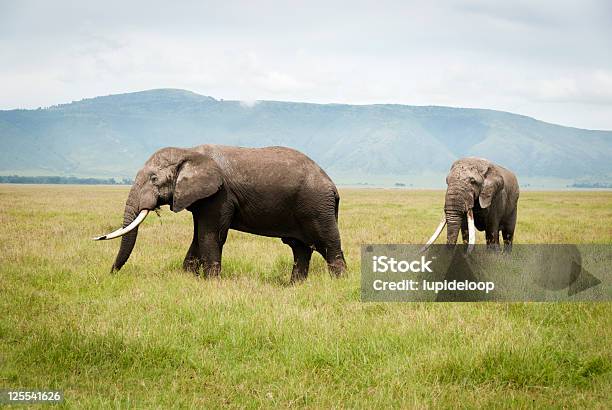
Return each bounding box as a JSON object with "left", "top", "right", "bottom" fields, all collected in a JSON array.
[{"left": 1, "top": 89, "right": 611, "bottom": 187}]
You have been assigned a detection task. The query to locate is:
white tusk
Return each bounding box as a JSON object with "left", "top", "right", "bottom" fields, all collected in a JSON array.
[
  {"left": 467, "top": 209, "right": 476, "bottom": 253},
  {"left": 420, "top": 216, "right": 446, "bottom": 253},
  {"left": 93, "top": 210, "right": 149, "bottom": 240}
]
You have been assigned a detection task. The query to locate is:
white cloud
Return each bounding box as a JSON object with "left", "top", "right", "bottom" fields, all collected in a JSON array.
[
  {"left": 0, "top": 0, "right": 611, "bottom": 129},
  {"left": 239, "top": 100, "right": 260, "bottom": 108},
  {"left": 531, "top": 70, "right": 612, "bottom": 105}
]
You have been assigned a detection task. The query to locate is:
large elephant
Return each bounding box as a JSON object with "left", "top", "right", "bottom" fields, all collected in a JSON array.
[
  {"left": 94, "top": 145, "right": 346, "bottom": 281},
  {"left": 423, "top": 157, "right": 519, "bottom": 252}
]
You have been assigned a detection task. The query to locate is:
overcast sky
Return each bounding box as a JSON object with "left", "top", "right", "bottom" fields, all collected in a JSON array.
[{"left": 1, "top": 0, "right": 611, "bottom": 129}]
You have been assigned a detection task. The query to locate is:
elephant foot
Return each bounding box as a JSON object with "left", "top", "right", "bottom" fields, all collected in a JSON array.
[
  {"left": 486, "top": 243, "right": 501, "bottom": 252},
  {"left": 503, "top": 242, "right": 513, "bottom": 254},
  {"left": 203, "top": 262, "right": 221, "bottom": 278},
  {"left": 327, "top": 254, "right": 347, "bottom": 277},
  {"left": 290, "top": 264, "right": 309, "bottom": 284},
  {"left": 183, "top": 257, "right": 202, "bottom": 274}
]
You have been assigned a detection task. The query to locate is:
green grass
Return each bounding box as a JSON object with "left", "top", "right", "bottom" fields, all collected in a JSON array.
[{"left": 1, "top": 185, "right": 611, "bottom": 408}]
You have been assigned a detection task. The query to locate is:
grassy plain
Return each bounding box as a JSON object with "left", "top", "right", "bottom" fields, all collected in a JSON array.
[{"left": 1, "top": 185, "right": 611, "bottom": 408}]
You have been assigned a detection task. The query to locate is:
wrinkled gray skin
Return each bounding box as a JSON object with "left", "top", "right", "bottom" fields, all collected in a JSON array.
[
  {"left": 112, "top": 145, "right": 346, "bottom": 281},
  {"left": 445, "top": 157, "right": 519, "bottom": 251}
]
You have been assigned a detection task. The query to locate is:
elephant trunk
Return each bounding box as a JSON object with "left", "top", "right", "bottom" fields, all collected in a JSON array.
[
  {"left": 111, "top": 184, "right": 142, "bottom": 272},
  {"left": 445, "top": 209, "right": 463, "bottom": 245},
  {"left": 444, "top": 183, "right": 469, "bottom": 246}
]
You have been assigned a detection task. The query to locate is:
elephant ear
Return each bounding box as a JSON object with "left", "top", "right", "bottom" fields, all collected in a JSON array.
[
  {"left": 479, "top": 166, "right": 504, "bottom": 209},
  {"left": 172, "top": 153, "right": 223, "bottom": 212}
]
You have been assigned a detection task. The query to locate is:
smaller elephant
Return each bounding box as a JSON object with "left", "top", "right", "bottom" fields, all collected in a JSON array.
[{"left": 422, "top": 157, "right": 519, "bottom": 252}]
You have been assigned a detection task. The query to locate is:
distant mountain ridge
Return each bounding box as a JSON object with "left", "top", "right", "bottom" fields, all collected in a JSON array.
[{"left": 1, "top": 88, "right": 611, "bottom": 187}]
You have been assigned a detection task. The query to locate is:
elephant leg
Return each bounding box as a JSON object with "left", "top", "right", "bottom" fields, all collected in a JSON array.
[
  {"left": 183, "top": 212, "right": 201, "bottom": 273},
  {"left": 502, "top": 210, "right": 517, "bottom": 253},
  {"left": 313, "top": 221, "right": 346, "bottom": 277},
  {"left": 501, "top": 229, "right": 514, "bottom": 253},
  {"left": 194, "top": 201, "right": 232, "bottom": 278},
  {"left": 282, "top": 238, "right": 313, "bottom": 283},
  {"left": 485, "top": 223, "right": 501, "bottom": 251},
  {"left": 315, "top": 245, "right": 346, "bottom": 277},
  {"left": 197, "top": 229, "right": 225, "bottom": 277},
  {"left": 322, "top": 247, "right": 346, "bottom": 277}
]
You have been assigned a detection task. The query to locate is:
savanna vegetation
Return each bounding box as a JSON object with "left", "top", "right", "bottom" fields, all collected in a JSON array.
[{"left": 1, "top": 185, "right": 610, "bottom": 408}]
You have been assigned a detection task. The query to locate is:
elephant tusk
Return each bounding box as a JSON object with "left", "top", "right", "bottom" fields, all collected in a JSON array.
[
  {"left": 420, "top": 216, "right": 446, "bottom": 253},
  {"left": 93, "top": 210, "right": 149, "bottom": 240},
  {"left": 467, "top": 209, "right": 476, "bottom": 253}
]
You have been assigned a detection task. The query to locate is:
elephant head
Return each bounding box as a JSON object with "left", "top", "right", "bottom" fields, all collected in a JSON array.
[
  {"left": 94, "top": 147, "right": 223, "bottom": 271},
  {"left": 422, "top": 157, "right": 504, "bottom": 251}
]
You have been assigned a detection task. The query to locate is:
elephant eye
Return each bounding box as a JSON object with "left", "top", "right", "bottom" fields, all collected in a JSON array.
[{"left": 150, "top": 175, "right": 158, "bottom": 184}]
